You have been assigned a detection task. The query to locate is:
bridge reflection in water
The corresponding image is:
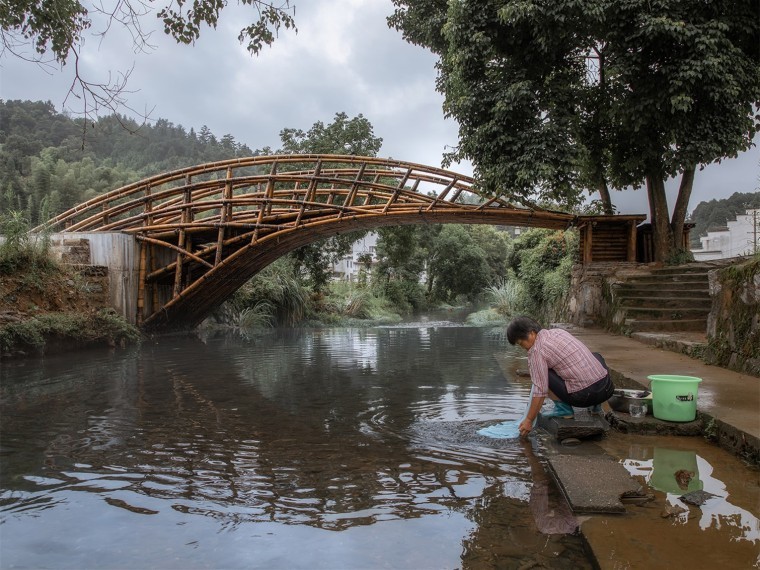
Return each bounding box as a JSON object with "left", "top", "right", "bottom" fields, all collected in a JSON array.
[{"left": 37, "top": 155, "right": 645, "bottom": 330}]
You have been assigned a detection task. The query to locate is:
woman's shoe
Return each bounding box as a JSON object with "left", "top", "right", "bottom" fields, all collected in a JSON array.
[{"left": 542, "top": 401, "right": 575, "bottom": 418}]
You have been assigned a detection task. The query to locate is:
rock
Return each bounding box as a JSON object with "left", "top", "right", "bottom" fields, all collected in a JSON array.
[
  {"left": 679, "top": 490, "right": 719, "bottom": 506},
  {"left": 660, "top": 504, "right": 688, "bottom": 518},
  {"left": 620, "top": 489, "right": 655, "bottom": 505}
]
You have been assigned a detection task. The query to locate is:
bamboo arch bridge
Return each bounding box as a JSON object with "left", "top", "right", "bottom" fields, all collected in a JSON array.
[{"left": 40, "top": 155, "right": 645, "bottom": 331}]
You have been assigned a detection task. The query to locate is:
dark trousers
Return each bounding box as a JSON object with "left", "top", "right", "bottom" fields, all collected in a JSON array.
[{"left": 548, "top": 352, "right": 614, "bottom": 407}]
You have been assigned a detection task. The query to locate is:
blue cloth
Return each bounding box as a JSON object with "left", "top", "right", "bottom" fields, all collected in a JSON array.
[
  {"left": 478, "top": 420, "right": 522, "bottom": 438},
  {"left": 478, "top": 385, "right": 537, "bottom": 439}
]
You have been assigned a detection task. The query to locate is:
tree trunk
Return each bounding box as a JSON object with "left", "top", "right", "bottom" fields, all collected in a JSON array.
[
  {"left": 597, "top": 179, "right": 613, "bottom": 215},
  {"left": 646, "top": 174, "right": 674, "bottom": 262},
  {"left": 670, "top": 166, "right": 695, "bottom": 251}
]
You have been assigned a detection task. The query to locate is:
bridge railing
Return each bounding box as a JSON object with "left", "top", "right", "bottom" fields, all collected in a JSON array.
[{"left": 37, "top": 155, "right": 551, "bottom": 235}]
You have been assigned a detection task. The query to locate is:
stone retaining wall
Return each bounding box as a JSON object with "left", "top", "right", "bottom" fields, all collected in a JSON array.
[
  {"left": 706, "top": 259, "right": 760, "bottom": 376},
  {"left": 566, "top": 262, "right": 654, "bottom": 328}
]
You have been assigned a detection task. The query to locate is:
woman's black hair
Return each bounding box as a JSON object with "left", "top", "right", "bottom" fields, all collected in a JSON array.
[{"left": 506, "top": 316, "right": 543, "bottom": 345}]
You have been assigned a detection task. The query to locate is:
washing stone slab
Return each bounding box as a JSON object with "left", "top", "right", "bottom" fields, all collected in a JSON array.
[
  {"left": 545, "top": 454, "right": 641, "bottom": 514},
  {"left": 537, "top": 413, "right": 610, "bottom": 443}
]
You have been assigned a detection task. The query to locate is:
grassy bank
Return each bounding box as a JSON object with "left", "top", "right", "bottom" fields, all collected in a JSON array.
[{"left": 0, "top": 214, "right": 141, "bottom": 358}]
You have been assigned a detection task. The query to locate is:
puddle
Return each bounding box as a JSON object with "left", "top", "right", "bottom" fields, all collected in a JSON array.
[{"left": 583, "top": 434, "right": 760, "bottom": 568}]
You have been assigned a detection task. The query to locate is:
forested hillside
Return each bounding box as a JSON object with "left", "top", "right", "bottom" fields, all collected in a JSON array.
[
  {"left": 0, "top": 100, "right": 253, "bottom": 223},
  {"left": 688, "top": 191, "right": 760, "bottom": 247}
]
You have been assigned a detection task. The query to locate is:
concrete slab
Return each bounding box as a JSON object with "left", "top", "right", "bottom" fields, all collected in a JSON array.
[
  {"left": 545, "top": 453, "right": 641, "bottom": 514},
  {"left": 538, "top": 413, "right": 610, "bottom": 442}
]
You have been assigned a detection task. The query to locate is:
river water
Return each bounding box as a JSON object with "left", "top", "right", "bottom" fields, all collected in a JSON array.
[{"left": 0, "top": 321, "right": 593, "bottom": 569}]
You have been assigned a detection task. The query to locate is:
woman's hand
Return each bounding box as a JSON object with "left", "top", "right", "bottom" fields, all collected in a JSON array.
[{"left": 519, "top": 417, "right": 534, "bottom": 437}]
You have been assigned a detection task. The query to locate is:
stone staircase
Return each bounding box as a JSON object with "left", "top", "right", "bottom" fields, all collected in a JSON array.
[{"left": 613, "top": 265, "right": 712, "bottom": 333}]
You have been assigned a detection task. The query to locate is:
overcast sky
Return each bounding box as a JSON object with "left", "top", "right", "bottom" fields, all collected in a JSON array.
[{"left": 1, "top": 0, "right": 757, "bottom": 217}]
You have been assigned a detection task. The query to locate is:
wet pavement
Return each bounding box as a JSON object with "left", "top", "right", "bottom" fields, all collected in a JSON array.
[
  {"left": 538, "top": 326, "right": 760, "bottom": 568},
  {"left": 569, "top": 325, "right": 760, "bottom": 464}
]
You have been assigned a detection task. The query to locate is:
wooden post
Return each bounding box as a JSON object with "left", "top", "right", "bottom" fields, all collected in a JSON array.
[
  {"left": 338, "top": 162, "right": 367, "bottom": 218},
  {"left": 627, "top": 221, "right": 637, "bottom": 261},
  {"left": 295, "top": 159, "right": 322, "bottom": 226},
  {"left": 583, "top": 224, "right": 594, "bottom": 264},
  {"left": 136, "top": 241, "right": 148, "bottom": 326},
  {"left": 252, "top": 162, "right": 278, "bottom": 244},
  {"left": 173, "top": 175, "right": 192, "bottom": 297},
  {"left": 216, "top": 167, "right": 233, "bottom": 265}
]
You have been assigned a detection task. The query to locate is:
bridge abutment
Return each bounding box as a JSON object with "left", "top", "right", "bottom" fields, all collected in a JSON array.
[{"left": 47, "top": 233, "right": 140, "bottom": 325}]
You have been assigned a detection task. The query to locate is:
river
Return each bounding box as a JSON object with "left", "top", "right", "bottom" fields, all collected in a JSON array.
[{"left": 0, "top": 321, "right": 593, "bottom": 569}]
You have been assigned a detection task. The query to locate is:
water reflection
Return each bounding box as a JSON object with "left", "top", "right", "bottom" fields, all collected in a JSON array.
[
  {"left": 0, "top": 325, "right": 592, "bottom": 569},
  {"left": 622, "top": 444, "right": 760, "bottom": 544}
]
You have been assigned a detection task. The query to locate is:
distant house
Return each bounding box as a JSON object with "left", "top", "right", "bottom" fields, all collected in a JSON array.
[
  {"left": 691, "top": 208, "right": 760, "bottom": 261},
  {"left": 331, "top": 232, "right": 379, "bottom": 282}
]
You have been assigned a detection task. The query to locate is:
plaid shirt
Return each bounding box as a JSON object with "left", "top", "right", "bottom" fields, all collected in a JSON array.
[{"left": 528, "top": 328, "right": 607, "bottom": 397}]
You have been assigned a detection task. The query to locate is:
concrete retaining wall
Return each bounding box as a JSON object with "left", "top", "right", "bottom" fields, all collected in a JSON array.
[{"left": 48, "top": 233, "right": 140, "bottom": 325}]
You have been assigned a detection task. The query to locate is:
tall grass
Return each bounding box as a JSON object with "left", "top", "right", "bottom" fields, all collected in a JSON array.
[
  {"left": 0, "top": 211, "right": 55, "bottom": 275},
  {"left": 487, "top": 278, "right": 526, "bottom": 317},
  {"left": 225, "top": 258, "right": 309, "bottom": 327}
]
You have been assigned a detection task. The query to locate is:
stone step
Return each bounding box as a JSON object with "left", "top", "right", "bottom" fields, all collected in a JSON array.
[
  {"left": 625, "top": 318, "right": 707, "bottom": 332},
  {"left": 618, "top": 297, "right": 711, "bottom": 310},
  {"left": 621, "top": 306, "right": 710, "bottom": 319},
  {"left": 625, "top": 272, "right": 709, "bottom": 284},
  {"left": 616, "top": 288, "right": 710, "bottom": 299},
  {"left": 616, "top": 281, "right": 709, "bottom": 292},
  {"left": 650, "top": 265, "right": 716, "bottom": 275}
]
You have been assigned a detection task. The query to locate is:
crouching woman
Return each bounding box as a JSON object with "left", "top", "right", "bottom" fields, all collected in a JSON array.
[{"left": 506, "top": 316, "right": 614, "bottom": 438}]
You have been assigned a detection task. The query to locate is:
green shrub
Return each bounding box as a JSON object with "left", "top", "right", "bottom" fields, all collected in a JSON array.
[
  {"left": 0, "top": 211, "right": 56, "bottom": 276},
  {"left": 0, "top": 309, "right": 140, "bottom": 356}
]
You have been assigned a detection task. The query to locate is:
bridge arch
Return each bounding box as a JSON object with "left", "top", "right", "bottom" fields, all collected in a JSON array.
[{"left": 39, "top": 155, "right": 644, "bottom": 330}]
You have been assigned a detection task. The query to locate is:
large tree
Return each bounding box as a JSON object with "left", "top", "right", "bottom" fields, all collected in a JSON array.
[{"left": 389, "top": 0, "right": 760, "bottom": 261}]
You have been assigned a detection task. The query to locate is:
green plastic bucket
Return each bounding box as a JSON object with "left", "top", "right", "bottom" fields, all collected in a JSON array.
[{"left": 647, "top": 375, "right": 702, "bottom": 422}]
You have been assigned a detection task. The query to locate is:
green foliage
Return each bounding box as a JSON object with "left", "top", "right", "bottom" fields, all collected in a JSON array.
[
  {"left": 665, "top": 248, "right": 696, "bottom": 266},
  {"left": 486, "top": 278, "right": 526, "bottom": 317},
  {"left": 376, "top": 279, "right": 428, "bottom": 314},
  {"left": 234, "top": 303, "right": 276, "bottom": 330},
  {"left": 706, "top": 257, "right": 760, "bottom": 375},
  {"left": 228, "top": 258, "right": 309, "bottom": 327},
  {"left": 0, "top": 210, "right": 56, "bottom": 275},
  {"left": 0, "top": 309, "right": 140, "bottom": 357},
  {"left": 324, "top": 282, "right": 373, "bottom": 318},
  {"left": 390, "top": 0, "right": 760, "bottom": 258},
  {"left": 465, "top": 307, "right": 507, "bottom": 326},
  {"left": 505, "top": 228, "right": 578, "bottom": 320},
  {"left": 0, "top": 101, "right": 256, "bottom": 225},
  {"left": 2, "top": 1, "right": 296, "bottom": 63},
  {"left": 277, "top": 112, "right": 383, "bottom": 156},
  {"left": 427, "top": 225, "right": 489, "bottom": 302}
]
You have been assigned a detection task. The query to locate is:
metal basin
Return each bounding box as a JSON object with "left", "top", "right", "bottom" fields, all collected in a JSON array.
[{"left": 608, "top": 388, "right": 653, "bottom": 415}]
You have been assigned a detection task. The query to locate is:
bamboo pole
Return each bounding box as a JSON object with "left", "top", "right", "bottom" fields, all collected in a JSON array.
[
  {"left": 173, "top": 175, "right": 192, "bottom": 297},
  {"left": 136, "top": 241, "right": 148, "bottom": 325},
  {"left": 216, "top": 167, "right": 233, "bottom": 266}
]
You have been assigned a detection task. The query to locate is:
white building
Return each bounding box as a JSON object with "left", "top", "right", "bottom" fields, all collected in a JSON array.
[
  {"left": 331, "top": 232, "right": 379, "bottom": 282},
  {"left": 691, "top": 208, "right": 760, "bottom": 261}
]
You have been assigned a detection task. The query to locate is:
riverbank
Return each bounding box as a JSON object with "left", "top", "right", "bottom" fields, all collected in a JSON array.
[{"left": 0, "top": 263, "right": 140, "bottom": 358}]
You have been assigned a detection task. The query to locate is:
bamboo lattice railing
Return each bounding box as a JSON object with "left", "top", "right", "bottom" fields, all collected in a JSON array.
[{"left": 36, "top": 155, "right": 627, "bottom": 331}]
